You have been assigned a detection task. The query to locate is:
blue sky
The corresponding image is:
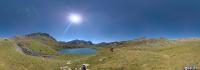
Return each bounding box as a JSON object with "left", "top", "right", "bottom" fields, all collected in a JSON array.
[{"left": 1, "top": 0, "right": 200, "bottom": 43}]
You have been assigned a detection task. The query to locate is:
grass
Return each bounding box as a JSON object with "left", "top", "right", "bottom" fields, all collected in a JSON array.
[
  {"left": 27, "top": 40, "right": 57, "bottom": 55},
  {"left": 0, "top": 39, "right": 66, "bottom": 70},
  {"left": 64, "top": 41, "right": 200, "bottom": 70},
  {"left": 1, "top": 38, "right": 200, "bottom": 70}
]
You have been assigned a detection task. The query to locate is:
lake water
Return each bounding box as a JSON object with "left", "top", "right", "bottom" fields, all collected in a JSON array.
[{"left": 59, "top": 48, "right": 96, "bottom": 55}]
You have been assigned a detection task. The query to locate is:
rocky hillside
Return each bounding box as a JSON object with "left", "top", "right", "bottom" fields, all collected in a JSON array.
[
  {"left": 13, "top": 33, "right": 59, "bottom": 56},
  {"left": 25, "top": 32, "right": 58, "bottom": 47},
  {"left": 12, "top": 33, "right": 97, "bottom": 56}
]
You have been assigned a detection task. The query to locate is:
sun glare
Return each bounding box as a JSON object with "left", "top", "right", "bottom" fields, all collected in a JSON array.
[{"left": 68, "top": 13, "right": 82, "bottom": 24}]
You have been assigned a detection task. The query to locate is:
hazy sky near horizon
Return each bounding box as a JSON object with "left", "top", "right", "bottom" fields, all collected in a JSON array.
[{"left": 1, "top": 0, "right": 200, "bottom": 43}]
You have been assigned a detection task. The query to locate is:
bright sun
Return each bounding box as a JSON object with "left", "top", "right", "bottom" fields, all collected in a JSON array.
[{"left": 68, "top": 13, "right": 82, "bottom": 24}]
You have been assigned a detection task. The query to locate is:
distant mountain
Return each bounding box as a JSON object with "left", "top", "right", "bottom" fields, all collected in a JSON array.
[
  {"left": 58, "top": 39, "right": 94, "bottom": 48},
  {"left": 25, "top": 32, "right": 57, "bottom": 42},
  {"left": 96, "top": 38, "right": 176, "bottom": 47},
  {"left": 96, "top": 41, "right": 124, "bottom": 47},
  {"left": 66, "top": 39, "right": 93, "bottom": 45}
]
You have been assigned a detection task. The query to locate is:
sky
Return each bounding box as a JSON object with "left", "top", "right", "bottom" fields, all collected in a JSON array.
[{"left": 1, "top": 0, "right": 200, "bottom": 43}]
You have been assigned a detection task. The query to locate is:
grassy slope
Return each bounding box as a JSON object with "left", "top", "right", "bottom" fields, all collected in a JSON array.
[
  {"left": 14, "top": 37, "right": 58, "bottom": 55},
  {"left": 0, "top": 39, "right": 66, "bottom": 70},
  {"left": 66, "top": 40, "right": 200, "bottom": 70},
  {"left": 1, "top": 38, "right": 200, "bottom": 70},
  {"left": 27, "top": 40, "right": 57, "bottom": 55}
]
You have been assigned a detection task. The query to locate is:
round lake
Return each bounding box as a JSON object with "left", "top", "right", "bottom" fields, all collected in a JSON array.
[{"left": 59, "top": 48, "right": 96, "bottom": 55}]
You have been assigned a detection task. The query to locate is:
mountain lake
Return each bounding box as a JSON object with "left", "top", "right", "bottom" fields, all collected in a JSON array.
[{"left": 59, "top": 48, "right": 96, "bottom": 55}]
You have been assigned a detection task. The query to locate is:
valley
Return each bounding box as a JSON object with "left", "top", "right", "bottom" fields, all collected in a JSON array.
[{"left": 0, "top": 33, "right": 200, "bottom": 70}]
